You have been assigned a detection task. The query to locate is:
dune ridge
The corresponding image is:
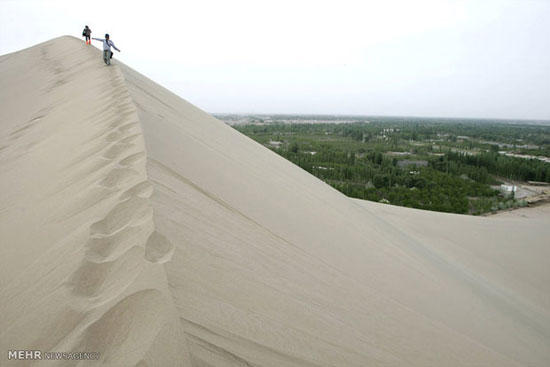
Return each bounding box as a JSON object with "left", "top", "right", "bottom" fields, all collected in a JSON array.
[
  {"left": 0, "top": 36, "right": 188, "bottom": 366},
  {"left": 1, "top": 36, "right": 549, "bottom": 366}
]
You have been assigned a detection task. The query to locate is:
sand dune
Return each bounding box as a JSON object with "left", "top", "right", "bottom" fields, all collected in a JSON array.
[{"left": 1, "top": 36, "right": 549, "bottom": 366}]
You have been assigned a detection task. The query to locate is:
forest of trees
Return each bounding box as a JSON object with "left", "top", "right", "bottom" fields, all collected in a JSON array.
[
  {"left": 440, "top": 151, "right": 550, "bottom": 183},
  {"left": 235, "top": 120, "right": 550, "bottom": 215}
]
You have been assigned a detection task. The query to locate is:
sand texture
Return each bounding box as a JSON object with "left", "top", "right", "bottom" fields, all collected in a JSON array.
[{"left": 1, "top": 36, "right": 549, "bottom": 366}]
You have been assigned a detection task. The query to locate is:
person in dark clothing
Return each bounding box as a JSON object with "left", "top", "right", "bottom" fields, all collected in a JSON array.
[{"left": 82, "top": 26, "right": 92, "bottom": 45}]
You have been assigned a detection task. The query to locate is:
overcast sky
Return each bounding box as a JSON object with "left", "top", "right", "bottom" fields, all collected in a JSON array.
[{"left": 1, "top": 0, "right": 549, "bottom": 120}]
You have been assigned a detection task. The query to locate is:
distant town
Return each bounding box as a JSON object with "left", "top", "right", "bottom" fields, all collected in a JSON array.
[{"left": 214, "top": 113, "right": 550, "bottom": 127}]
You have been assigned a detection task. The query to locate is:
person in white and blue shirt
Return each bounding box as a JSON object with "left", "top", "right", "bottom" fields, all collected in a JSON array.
[{"left": 92, "top": 34, "right": 121, "bottom": 65}]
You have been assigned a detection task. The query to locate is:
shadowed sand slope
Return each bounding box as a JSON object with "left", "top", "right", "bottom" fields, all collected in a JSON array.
[{"left": 1, "top": 36, "right": 549, "bottom": 366}]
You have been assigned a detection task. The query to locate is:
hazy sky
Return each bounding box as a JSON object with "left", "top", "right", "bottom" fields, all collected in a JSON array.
[{"left": 1, "top": 0, "right": 549, "bottom": 119}]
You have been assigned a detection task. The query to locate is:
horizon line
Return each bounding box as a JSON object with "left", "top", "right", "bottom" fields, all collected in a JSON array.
[{"left": 210, "top": 112, "right": 550, "bottom": 123}]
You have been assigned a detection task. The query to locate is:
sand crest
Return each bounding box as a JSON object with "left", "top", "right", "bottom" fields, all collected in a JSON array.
[{"left": 1, "top": 36, "right": 549, "bottom": 366}]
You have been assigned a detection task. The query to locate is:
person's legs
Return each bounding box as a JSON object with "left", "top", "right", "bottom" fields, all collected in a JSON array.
[
  {"left": 103, "top": 50, "right": 109, "bottom": 64},
  {"left": 106, "top": 51, "right": 112, "bottom": 65}
]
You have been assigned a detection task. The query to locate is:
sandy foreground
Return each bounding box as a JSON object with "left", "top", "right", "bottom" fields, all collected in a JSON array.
[{"left": 0, "top": 36, "right": 549, "bottom": 366}]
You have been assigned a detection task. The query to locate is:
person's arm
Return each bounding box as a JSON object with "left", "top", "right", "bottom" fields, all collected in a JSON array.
[
  {"left": 92, "top": 38, "right": 103, "bottom": 41},
  {"left": 110, "top": 41, "right": 121, "bottom": 52}
]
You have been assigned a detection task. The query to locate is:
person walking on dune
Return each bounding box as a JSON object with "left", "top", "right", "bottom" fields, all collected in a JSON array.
[
  {"left": 92, "top": 34, "right": 121, "bottom": 66},
  {"left": 82, "top": 26, "right": 92, "bottom": 45}
]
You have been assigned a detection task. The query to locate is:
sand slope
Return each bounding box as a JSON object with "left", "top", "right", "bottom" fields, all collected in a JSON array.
[{"left": 1, "top": 36, "right": 549, "bottom": 366}]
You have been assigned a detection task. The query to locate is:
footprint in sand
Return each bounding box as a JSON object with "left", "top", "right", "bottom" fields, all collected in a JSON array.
[
  {"left": 145, "top": 231, "right": 175, "bottom": 264},
  {"left": 90, "top": 196, "right": 153, "bottom": 235}
]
